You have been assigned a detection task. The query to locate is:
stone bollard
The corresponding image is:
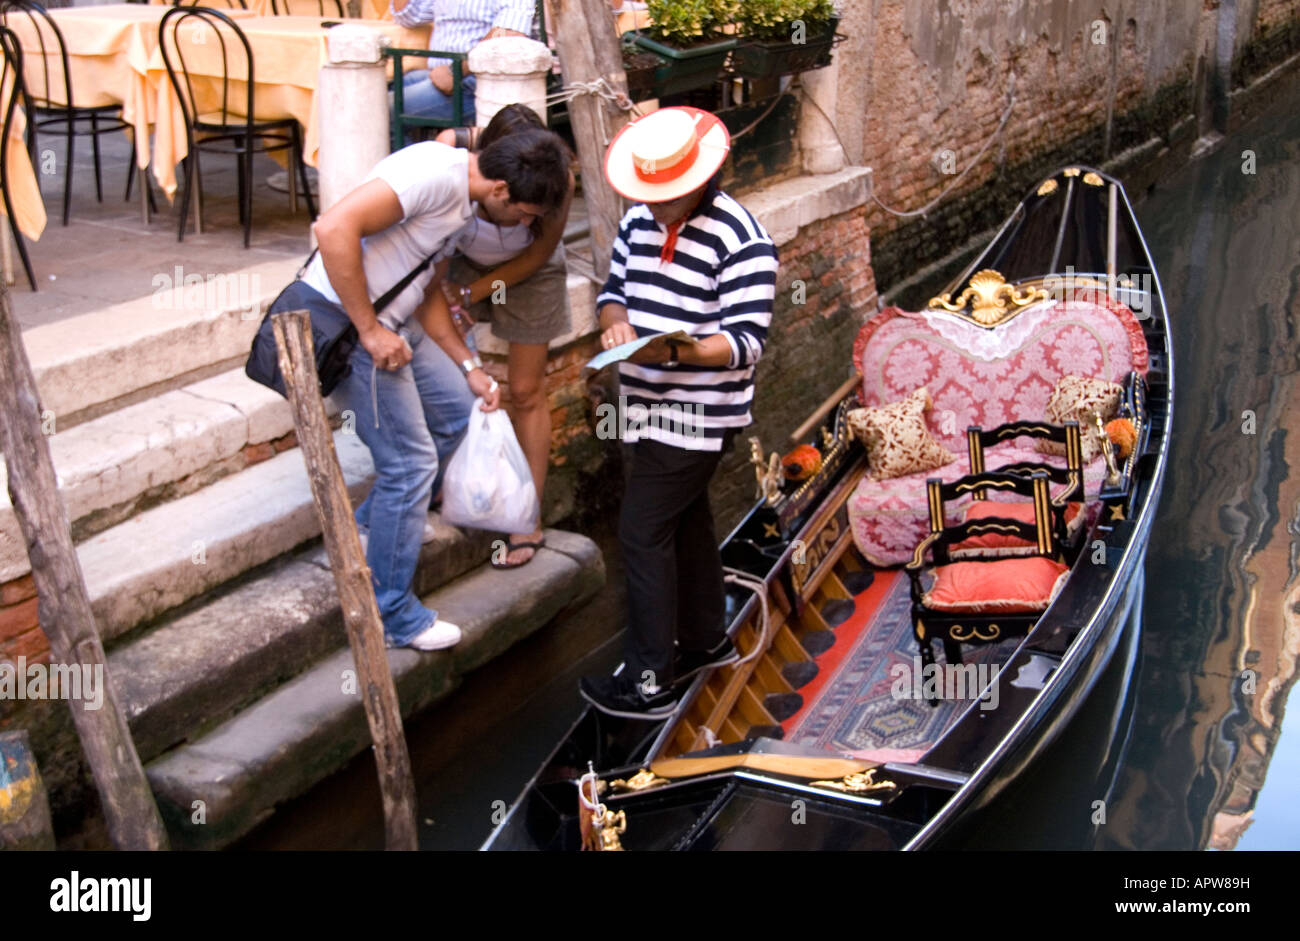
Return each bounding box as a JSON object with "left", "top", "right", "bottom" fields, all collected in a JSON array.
[
  {"left": 468, "top": 36, "right": 554, "bottom": 128},
  {"left": 318, "top": 24, "right": 392, "bottom": 214},
  {"left": 799, "top": 60, "right": 846, "bottom": 175}
]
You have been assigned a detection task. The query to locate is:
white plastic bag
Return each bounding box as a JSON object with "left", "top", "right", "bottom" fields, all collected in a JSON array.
[{"left": 440, "top": 399, "right": 540, "bottom": 536}]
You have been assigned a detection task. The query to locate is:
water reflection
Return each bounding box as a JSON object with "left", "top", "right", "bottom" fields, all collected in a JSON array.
[{"left": 1096, "top": 98, "right": 1300, "bottom": 850}]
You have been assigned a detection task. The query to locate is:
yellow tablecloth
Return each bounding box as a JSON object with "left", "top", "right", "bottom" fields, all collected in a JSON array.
[
  {"left": 150, "top": 0, "right": 393, "bottom": 20},
  {"left": 148, "top": 14, "right": 427, "bottom": 199},
  {"left": 1, "top": 71, "right": 44, "bottom": 241}
]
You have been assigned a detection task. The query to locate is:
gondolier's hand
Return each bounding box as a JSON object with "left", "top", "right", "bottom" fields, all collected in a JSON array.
[
  {"left": 628, "top": 335, "right": 672, "bottom": 365},
  {"left": 600, "top": 321, "right": 638, "bottom": 351},
  {"left": 361, "top": 324, "right": 411, "bottom": 371},
  {"left": 468, "top": 368, "right": 501, "bottom": 412}
]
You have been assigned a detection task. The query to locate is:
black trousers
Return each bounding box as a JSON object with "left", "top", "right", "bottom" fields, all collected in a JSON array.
[{"left": 619, "top": 436, "right": 732, "bottom": 688}]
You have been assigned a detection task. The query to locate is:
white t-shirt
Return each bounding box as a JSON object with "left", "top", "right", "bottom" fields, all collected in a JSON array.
[
  {"left": 444, "top": 207, "right": 535, "bottom": 267},
  {"left": 302, "top": 142, "right": 472, "bottom": 330}
]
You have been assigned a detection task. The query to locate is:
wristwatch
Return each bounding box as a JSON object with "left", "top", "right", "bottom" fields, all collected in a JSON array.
[{"left": 460, "top": 353, "right": 483, "bottom": 376}]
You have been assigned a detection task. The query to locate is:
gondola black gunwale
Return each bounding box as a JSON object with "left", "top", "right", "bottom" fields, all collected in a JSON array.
[{"left": 482, "top": 164, "right": 1172, "bottom": 852}]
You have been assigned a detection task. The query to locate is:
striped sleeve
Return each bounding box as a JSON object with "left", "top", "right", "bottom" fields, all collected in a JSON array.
[
  {"left": 716, "top": 238, "right": 778, "bottom": 369},
  {"left": 596, "top": 215, "right": 631, "bottom": 313}
]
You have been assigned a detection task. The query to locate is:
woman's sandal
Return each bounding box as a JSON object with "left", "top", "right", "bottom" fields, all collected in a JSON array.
[{"left": 491, "top": 536, "right": 547, "bottom": 570}]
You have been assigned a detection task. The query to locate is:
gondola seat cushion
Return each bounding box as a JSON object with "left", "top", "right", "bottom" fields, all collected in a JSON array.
[
  {"left": 953, "top": 498, "right": 1084, "bottom": 554},
  {"left": 923, "top": 557, "right": 1071, "bottom": 614},
  {"left": 847, "top": 290, "right": 1148, "bottom": 566},
  {"left": 846, "top": 387, "right": 957, "bottom": 480}
]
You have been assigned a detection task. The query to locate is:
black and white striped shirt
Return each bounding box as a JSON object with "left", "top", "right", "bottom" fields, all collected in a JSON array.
[{"left": 597, "top": 182, "right": 779, "bottom": 451}]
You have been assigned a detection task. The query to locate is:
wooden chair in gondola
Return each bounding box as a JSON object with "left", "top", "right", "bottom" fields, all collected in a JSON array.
[
  {"left": 907, "top": 470, "right": 1068, "bottom": 685},
  {"left": 964, "top": 419, "right": 1085, "bottom": 555}
]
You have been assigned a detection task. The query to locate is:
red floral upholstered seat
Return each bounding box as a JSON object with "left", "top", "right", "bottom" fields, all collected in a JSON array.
[{"left": 847, "top": 289, "right": 1149, "bottom": 566}]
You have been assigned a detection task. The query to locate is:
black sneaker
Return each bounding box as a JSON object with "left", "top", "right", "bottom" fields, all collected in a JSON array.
[
  {"left": 673, "top": 637, "right": 740, "bottom": 687},
  {"left": 579, "top": 672, "right": 679, "bottom": 719}
]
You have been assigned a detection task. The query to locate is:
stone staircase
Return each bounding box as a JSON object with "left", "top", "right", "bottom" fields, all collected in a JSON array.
[{"left": 1, "top": 258, "right": 604, "bottom": 849}]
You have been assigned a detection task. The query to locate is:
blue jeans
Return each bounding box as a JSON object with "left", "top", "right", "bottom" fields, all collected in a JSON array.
[
  {"left": 269, "top": 281, "right": 475, "bottom": 645},
  {"left": 394, "top": 71, "right": 476, "bottom": 139}
]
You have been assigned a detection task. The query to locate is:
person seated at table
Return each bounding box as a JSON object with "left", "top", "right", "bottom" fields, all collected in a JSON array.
[
  {"left": 432, "top": 103, "right": 574, "bottom": 569},
  {"left": 389, "top": 0, "right": 534, "bottom": 130},
  {"left": 269, "top": 127, "right": 571, "bottom": 650}
]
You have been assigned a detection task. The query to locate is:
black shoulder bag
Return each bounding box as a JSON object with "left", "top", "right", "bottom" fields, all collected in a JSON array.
[{"left": 245, "top": 249, "right": 438, "bottom": 398}]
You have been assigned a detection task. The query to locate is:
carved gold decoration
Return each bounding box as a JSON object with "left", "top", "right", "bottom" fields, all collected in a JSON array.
[
  {"left": 1082, "top": 171, "right": 1103, "bottom": 186},
  {"left": 1037, "top": 178, "right": 1059, "bottom": 196},
  {"left": 1063, "top": 167, "right": 1081, "bottom": 177},
  {"left": 609, "top": 769, "right": 668, "bottom": 792},
  {"left": 1092, "top": 412, "right": 1121, "bottom": 487},
  {"left": 750, "top": 436, "right": 783, "bottom": 506},
  {"left": 593, "top": 808, "right": 627, "bottom": 850},
  {"left": 763, "top": 522, "right": 781, "bottom": 539},
  {"left": 810, "top": 768, "right": 898, "bottom": 794},
  {"left": 928, "top": 269, "right": 1049, "bottom": 327},
  {"left": 1109, "top": 504, "right": 1126, "bottom": 521},
  {"left": 790, "top": 511, "right": 843, "bottom": 594},
  {"left": 951, "top": 623, "right": 1001, "bottom": 642}
]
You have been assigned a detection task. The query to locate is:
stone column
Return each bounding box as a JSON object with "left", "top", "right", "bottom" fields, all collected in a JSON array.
[
  {"left": 468, "top": 36, "right": 554, "bottom": 128},
  {"left": 318, "top": 25, "right": 391, "bottom": 214},
  {"left": 799, "top": 60, "right": 847, "bottom": 175}
]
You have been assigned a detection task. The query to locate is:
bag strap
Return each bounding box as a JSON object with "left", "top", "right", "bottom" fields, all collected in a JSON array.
[{"left": 295, "top": 247, "right": 437, "bottom": 316}]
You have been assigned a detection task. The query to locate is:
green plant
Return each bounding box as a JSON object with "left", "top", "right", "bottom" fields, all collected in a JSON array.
[
  {"left": 644, "top": 0, "right": 738, "bottom": 44},
  {"left": 735, "top": 0, "right": 837, "bottom": 41}
]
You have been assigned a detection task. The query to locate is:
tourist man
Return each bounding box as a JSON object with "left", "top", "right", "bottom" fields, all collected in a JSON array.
[
  {"left": 580, "top": 107, "right": 779, "bottom": 717},
  {"left": 390, "top": 0, "right": 534, "bottom": 127},
  {"left": 270, "top": 130, "right": 571, "bottom": 650}
]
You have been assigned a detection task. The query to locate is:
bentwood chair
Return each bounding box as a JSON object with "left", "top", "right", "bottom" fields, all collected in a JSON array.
[
  {"left": 159, "top": 6, "right": 316, "bottom": 246},
  {"left": 0, "top": 0, "right": 136, "bottom": 227},
  {"left": 0, "top": 24, "right": 36, "bottom": 289},
  {"left": 171, "top": 0, "right": 248, "bottom": 9}
]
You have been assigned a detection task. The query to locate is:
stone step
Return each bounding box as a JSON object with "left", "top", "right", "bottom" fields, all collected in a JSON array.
[
  {"left": 109, "top": 518, "right": 496, "bottom": 764},
  {"left": 144, "top": 529, "right": 605, "bottom": 849},
  {"left": 81, "top": 430, "right": 375, "bottom": 644},
  {"left": 24, "top": 258, "right": 301, "bottom": 427},
  {"left": 0, "top": 368, "right": 304, "bottom": 583}
]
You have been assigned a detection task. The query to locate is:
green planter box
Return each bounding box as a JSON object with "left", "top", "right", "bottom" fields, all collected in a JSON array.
[
  {"left": 731, "top": 18, "right": 840, "bottom": 79},
  {"left": 630, "top": 33, "right": 738, "bottom": 97}
]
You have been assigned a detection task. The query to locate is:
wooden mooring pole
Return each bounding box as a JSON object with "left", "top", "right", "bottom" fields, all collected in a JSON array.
[
  {"left": 549, "top": 0, "right": 633, "bottom": 283},
  {"left": 271, "top": 310, "right": 419, "bottom": 851},
  {"left": 0, "top": 281, "right": 169, "bottom": 851}
]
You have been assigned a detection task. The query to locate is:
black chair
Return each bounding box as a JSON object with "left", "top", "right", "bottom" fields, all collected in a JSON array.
[
  {"left": 907, "top": 471, "right": 1064, "bottom": 680},
  {"left": 0, "top": 0, "right": 136, "bottom": 227},
  {"left": 965, "top": 418, "right": 1085, "bottom": 551},
  {"left": 159, "top": 6, "right": 316, "bottom": 247},
  {"left": 270, "top": 0, "right": 346, "bottom": 16},
  {"left": 0, "top": 23, "right": 35, "bottom": 289},
  {"left": 385, "top": 46, "right": 468, "bottom": 150}
]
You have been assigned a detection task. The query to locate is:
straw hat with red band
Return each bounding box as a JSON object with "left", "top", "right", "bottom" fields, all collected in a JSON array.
[{"left": 603, "top": 106, "right": 731, "bottom": 203}]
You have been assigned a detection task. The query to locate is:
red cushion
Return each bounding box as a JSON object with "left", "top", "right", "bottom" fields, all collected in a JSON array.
[
  {"left": 923, "top": 556, "right": 1070, "bottom": 614},
  {"left": 954, "top": 499, "right": 1083, "bottom": 552}
]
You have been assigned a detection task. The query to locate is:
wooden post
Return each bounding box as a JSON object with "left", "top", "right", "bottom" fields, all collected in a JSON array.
[
  {"left": 0, "top": 282, "right": 168, "bottom": 851},
  {"left": 549, "top": 0, "right": 632, "bottom": 283},
  {"left": 0, "top": 731, "right": 56, "bottom": 851},
  {"left": 271, "top": 310, "right": 419, "bottom": 852}
]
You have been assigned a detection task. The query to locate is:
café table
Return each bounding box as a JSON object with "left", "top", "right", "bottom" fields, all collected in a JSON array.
[
  {"left": 0, "top": 72, "right": 45, "bottom": 285},
  {"left": 148, "top": 0, "right": 393, "bottom": 20},
  {"left": 2, "top": 2, "right": 255, "bottom": 220},
  {"left": 148, "top": 14, "right": 428, "bottom": 199}
]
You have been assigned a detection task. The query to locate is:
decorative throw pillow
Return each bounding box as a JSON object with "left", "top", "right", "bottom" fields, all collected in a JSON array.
[
  {"left": 923, "top": 556, "right": 1070, "bottom": 614},
  {"left": 847, "top": 387, "right": 956, "bottom": 481},
  {"left": 1037, "top": 375, "right": 1123, "bottom": 462}
]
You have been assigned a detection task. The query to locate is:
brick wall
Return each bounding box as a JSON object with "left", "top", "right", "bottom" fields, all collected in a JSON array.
[{"left": 0, "top": 575, "right": 47, "bottom": 666}]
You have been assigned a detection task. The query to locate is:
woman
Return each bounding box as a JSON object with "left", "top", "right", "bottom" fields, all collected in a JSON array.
[{"left": 435, "top": 104, "right": 576, "bottom": 569}]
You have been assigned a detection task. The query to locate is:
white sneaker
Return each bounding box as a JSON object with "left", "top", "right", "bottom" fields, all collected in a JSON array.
[{"left": 400, "top": 618, "right": 462, "bottom": 651}]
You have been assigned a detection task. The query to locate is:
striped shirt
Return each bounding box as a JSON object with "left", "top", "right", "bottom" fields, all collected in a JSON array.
[
  {"left": 597, "top": 181, "right": 779, "bottom": 451},
  {"left": 389, "top": 0, "right": 535, "bottom": 70}
]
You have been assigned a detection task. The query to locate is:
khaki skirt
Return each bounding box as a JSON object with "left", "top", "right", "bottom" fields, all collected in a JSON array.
[{"left": 448, "top": 241, "right": 572, "bottom": 346}]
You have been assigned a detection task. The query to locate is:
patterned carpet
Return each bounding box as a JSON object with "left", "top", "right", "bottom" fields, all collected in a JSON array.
[{"left": 784, "top": 571, "right": 1022, "bottom": 760}]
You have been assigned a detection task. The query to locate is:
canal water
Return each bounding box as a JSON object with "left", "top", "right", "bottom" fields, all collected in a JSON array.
[{"left": 239, "top": 93, "right": 1300, "bottom": 852}]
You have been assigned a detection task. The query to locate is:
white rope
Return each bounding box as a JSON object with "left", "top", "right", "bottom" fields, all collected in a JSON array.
[
  {"left": 797, "top": 75, "right": 1018, "bottom": 219},
  {"left": 722, "top": 566, "right": 772, "bottom": 670},
  {"left": 546, "top": 77, "right": 645, "bottom": 118}
]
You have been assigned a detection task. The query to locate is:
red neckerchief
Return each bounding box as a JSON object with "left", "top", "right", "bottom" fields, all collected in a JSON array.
[{"left": 659, "top": 188, "right": 708, "bottom": 266}]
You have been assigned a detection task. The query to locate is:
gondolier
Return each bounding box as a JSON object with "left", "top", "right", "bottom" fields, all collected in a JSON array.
[{"left": 579, "top": 107, "right": 780, "bottom": 718}]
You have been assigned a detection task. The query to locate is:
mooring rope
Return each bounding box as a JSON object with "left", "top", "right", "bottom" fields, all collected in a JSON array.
[{"left": 722, "top": 566, "right": 772, "bottom": 670}]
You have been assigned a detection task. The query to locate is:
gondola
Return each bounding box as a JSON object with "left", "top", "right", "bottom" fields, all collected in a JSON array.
[{"left": 483, "top": 166, "right": 1172, "bottom": 851}]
